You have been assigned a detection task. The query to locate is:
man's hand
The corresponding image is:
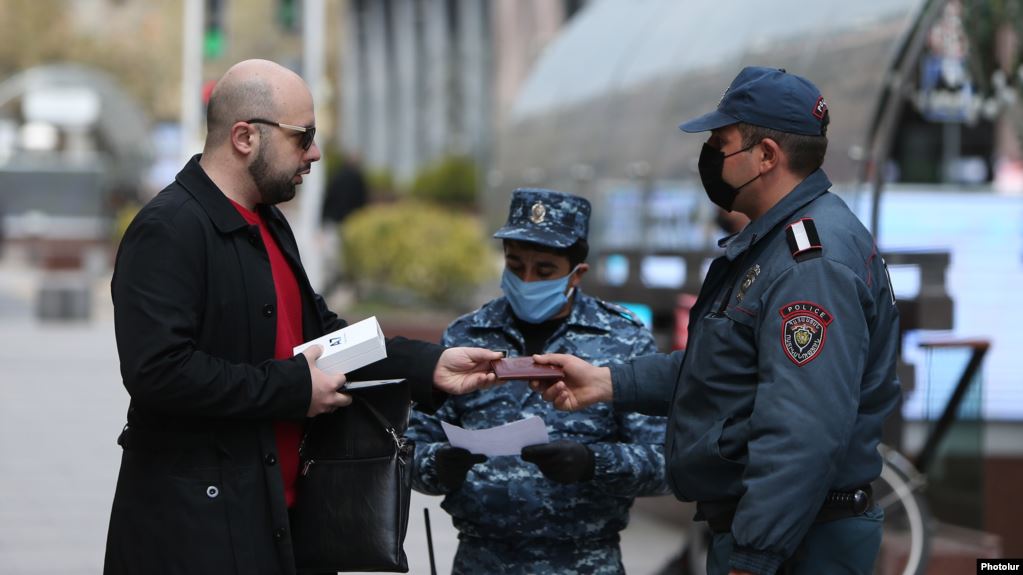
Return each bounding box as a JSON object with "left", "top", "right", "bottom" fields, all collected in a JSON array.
[
  {"left": 303, "top": 345, "right": 352, "bottom": 417},
  {"left": 521, "top": 440, "right": 595, "bottom": 484},
  {"left": 528, "top": 353, "right": 613, "bottom": 411},
  {"left": 434, "top": 445, "right": 487, "bottom": 492},
  {"left": 433, "top": 347, "right": 503, "bottom": 395}
]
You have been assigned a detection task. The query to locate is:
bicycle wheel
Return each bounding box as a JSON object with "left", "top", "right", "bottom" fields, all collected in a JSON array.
[{"left": 872, "top": 446, "right": 932, "bottom": 575}]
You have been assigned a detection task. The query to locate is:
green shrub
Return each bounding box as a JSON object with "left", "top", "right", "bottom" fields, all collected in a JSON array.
[
  {"left": 112, "top": 202, "right": 141, "bottom": 245},
  {"left": 409, "top": 155, "right": 478, "bottom": 208},
  {"left": 366, "top": 167, "right": 401, "bottom": 202},
  {"left": 320, "top": 146, "right": 347, "bottom": 180},
  {"left": 341, "top": 201, "right": 496, "bottom": 307}
]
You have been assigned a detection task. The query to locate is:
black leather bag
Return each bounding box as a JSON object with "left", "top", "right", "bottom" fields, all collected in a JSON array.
[{"left": 291, "top": 381, "right": 413, "bottom": 573}]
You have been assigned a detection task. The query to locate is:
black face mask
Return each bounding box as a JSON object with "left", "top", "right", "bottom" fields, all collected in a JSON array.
[{"left": 697, "top": 142, "right": 761, "bottom": 211}]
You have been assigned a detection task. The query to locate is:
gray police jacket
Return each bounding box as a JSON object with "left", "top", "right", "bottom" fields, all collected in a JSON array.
[
  {"left": 610, "top": 169, "right": 900, "bottom": 572},
  {"left": 407, "top": 292, "right": 669, "bottom": 542}
]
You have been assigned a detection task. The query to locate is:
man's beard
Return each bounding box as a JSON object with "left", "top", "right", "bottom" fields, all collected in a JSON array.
[{"left": 249, "top": 144, "right": 297, "bottom": 205}]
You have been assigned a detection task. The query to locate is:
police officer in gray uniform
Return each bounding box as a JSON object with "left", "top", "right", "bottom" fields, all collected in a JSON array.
[
  {"left": 532, "top": 68, "right": 901, "bottom": 575},
  {"left": 407, "top": 188, "right": 669, "bottom": 574}
]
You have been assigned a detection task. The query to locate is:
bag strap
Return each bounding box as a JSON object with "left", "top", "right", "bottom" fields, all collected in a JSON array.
[
  {"left": 298, "top": 396, "right": 406, "bottom": 460},
  {"left": 355, "top": 396, "right": 407, "bottom": 450}
]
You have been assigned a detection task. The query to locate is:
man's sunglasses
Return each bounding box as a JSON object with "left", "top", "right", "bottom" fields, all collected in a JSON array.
[{"left": 246, "top": 118, "right": 316, "bottom": 151}]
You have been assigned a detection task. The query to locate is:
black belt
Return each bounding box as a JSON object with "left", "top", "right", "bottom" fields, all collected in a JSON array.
[{"left": 700, "top": 485, "right": 873, "bottom": 535}]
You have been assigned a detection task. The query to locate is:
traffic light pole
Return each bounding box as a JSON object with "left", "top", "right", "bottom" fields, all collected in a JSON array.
[
  {"left": 296, "top": 0, "right": 327, "bottom": 291},
  {"left": 181, "top": 0, "right": 205, "bottom": 163}
]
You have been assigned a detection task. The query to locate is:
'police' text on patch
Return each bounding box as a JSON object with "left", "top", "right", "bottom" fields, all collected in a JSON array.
[{"left": 779, "top": 301, "right": 834, "bottom": 366}]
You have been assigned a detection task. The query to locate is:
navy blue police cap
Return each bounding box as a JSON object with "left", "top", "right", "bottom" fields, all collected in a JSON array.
[
  {"left": 493, "top": 188, "right": 590, "bottom": 249},
  {"left": 679, "top": 66, "right": 828, "bottom": 136}
]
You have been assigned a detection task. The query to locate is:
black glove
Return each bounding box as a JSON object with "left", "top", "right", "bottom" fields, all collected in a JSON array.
[
  {"left": 434, "top": 446, "right": 487, "bottom": 492},
  {"left": 521, "top": 440, "right": 595, "bottom": 484}
]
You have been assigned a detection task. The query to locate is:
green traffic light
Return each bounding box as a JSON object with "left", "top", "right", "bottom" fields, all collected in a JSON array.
[{"left": 204, "top": 28, "right": 224, "bottom": 59}]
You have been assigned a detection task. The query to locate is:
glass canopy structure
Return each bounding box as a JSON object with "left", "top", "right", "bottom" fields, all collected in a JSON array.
[{"left": 493, "top": 0, "right": 932, "bottom": 233}]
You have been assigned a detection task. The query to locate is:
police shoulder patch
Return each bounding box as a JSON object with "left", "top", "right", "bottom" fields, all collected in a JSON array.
[
  {"left": 778, "top": 301, "right": 833, "bottom": 366},
  {"left": 786, "top": 218, "right": 822, "bottom": 262}
]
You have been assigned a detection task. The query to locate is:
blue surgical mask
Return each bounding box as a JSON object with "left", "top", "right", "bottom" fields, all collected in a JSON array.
[{"left": 501, "top": 265, "right": 579, "bottom": 324}]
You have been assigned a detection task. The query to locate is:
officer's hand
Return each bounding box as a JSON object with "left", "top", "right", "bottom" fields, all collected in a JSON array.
[
  {"left": 435, "top": 445, "right": 487, "bottom": 492},
  {"left": 303, "top": 345, "right": 352, "bottom": 417},
  {"left": 521, "top": 440, "right": 595, "bottom": 484},
  {"left": 528, "top": 353, "right": 612, "bottom": 412}
]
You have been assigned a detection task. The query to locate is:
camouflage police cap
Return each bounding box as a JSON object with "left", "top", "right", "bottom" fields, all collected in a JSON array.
[{"left": 493, "top": 188, "right": 591, "bottom": 248}]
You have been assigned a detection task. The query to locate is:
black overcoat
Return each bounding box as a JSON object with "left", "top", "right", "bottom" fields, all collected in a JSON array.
[{"left": 104, "top": 156, "right": 444, "bottom": 575}]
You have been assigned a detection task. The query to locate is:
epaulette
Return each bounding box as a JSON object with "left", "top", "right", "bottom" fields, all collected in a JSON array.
[
  {"left": 786, "top": 218, "right": 823, "bottom": 262},
  {"left": 599, "top": 300, "right": 645, "bottom": 327}
]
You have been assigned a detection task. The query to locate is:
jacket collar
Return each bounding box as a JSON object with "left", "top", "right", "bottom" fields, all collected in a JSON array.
[
  {"left": 175, "top": 155, "right": 250, "bottom": 235},
  {"left": 723, "top": 168, "right": 831, "bottom": 260},
  {"left": 468, "top": 290, "right": 610, "bottom": 333}
]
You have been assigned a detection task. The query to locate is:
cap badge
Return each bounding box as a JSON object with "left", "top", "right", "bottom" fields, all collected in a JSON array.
[
  {"left": 812, "top": 96, "right": 828, "bottom": 120},
  {"left": 529, "top": 201, "right": 547, "bottom": 224}
]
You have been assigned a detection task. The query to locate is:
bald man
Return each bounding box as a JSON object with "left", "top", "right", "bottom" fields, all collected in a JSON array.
[{"left": 104, "top": 60, "right": 501, "bottom": 575}]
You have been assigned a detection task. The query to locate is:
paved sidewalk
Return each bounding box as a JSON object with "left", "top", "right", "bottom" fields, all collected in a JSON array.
[
  {"left": 0, "top": 317, "right": 126, "bottom": 574},
  {"left": 0, "top": 263, "right": 684, "bottom": 574}
]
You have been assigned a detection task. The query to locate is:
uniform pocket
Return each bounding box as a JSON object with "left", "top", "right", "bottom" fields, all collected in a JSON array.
[
  {"left": 670, "top": 418, "right": 747, "bottom": 501},
  {"left": 714, "top": 417, "right": 749, "bottom": 465},
  {"left": 723, "top": 304, "right": 758, "bottom": 328}
]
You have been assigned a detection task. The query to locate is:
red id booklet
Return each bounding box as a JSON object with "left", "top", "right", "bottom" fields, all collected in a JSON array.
[{"left": 490, "top": 357, "right": 565, "bottom": 381}]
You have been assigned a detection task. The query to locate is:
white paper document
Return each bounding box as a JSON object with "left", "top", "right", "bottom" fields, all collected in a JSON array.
[
  {"left": 343, "top": 378, "right": 405, "bottom": 391},
  {"left": 441, "top": 416, "right": 549, "bottom": 457}
]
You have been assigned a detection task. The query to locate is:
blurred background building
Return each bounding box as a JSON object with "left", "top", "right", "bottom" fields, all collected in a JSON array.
[
  {"left": 1, "top": 0, "right": 1022, "bottom": 573},
  {"left": 339, "top": 0, "right": 584, "bottom": 183}
]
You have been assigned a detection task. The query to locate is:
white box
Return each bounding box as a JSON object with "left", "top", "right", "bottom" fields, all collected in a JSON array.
[{"left": 292, "top": 316, "right": 387, "bottom": 375}]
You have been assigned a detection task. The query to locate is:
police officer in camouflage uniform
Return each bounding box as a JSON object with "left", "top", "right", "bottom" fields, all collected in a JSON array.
[
  {"left": 532, "top": 68, "right": 901, "bottom": 575},
  {"left": 407, "top": 188, "right": 669, "bottom": 574}
]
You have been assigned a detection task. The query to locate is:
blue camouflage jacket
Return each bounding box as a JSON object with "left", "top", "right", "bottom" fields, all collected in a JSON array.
[
  {"left": 609, "top": 169, "right": 901, "bottom": 574},
  {"left": 407, "top": 291, "right": 669, "bottom": 542}
]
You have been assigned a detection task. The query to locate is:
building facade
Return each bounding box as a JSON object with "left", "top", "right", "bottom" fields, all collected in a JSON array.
[{"left": 339, "top": 0, "right": 584, "bottom": 183}]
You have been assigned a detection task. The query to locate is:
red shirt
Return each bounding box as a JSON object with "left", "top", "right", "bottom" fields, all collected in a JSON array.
[{"left": 230, "top": 200, "right": 305, "bottom": 507}]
